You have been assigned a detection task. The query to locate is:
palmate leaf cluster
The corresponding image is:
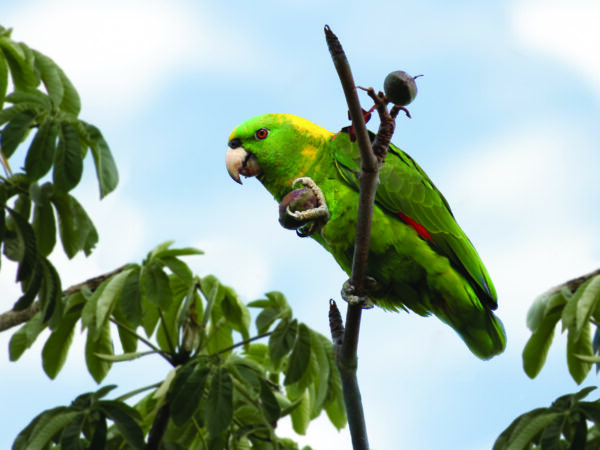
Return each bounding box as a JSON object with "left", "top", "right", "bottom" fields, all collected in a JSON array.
[
  {"left": 494, "top": 387, "right": 600, "bottom": 450},
  {"left": 494, "top": 273, "right": 600, "bottom": 449},
  {"left": 11, "top": 242, "right": 346, "bottom": 449},
  {"left": 0, "top": 25, "right": 118, "bottom": 327},
  {"left": 522, "top": 273, "right": 600, "bottom": 384}
]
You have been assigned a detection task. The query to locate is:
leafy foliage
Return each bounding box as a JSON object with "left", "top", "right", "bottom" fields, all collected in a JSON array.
[
  {"left": 0, "top": 24, "right": 118, "bottom": 325},
  {"left": 12, "top": 242, "right": 345, "bottom": 448},
  {"left": 494, "top": 386, "right": 600, "bottom": 450},
  {"left": 523, "top": 272, "right": 600, "bottom": 384}
]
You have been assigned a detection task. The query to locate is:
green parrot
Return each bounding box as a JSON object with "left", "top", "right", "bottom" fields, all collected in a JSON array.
[{"left": 225, "top": 113, "right": 505, "bottom": 359}]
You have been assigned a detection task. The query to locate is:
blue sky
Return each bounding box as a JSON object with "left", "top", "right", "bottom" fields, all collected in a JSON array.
[{"left": 1, "top": 0, "right": 600, "bottom": 448}]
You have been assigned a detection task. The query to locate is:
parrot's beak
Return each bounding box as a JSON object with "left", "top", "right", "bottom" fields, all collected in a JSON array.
[{"left": 225, "top": 145, "right": 262, "bottom": 184}]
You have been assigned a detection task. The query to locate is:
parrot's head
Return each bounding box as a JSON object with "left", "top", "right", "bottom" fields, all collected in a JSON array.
[{"left": 226, "top": 113, "right": 333, "bottom": 197}]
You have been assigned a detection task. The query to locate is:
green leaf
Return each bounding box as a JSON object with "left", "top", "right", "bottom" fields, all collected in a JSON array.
[
  {"left": 170, "top": 361, "right": 211, "bottom": 426},
  {"left": 115, "top": 321, "right": 138, "bottom": 353},
  {"left": 285, "top": 323, "right": 311, "bottom": 386},
  {"left": 85, "top": 320, "right": 113, "bottom": 383},
  {"left": 161, "top": 256, "right": 194, "bottom": 284},
  {"left": 222, "top": 286, "right": 250, "bottom": 341},
  {"left": 56, "top": 65, "right": 80, "bottom": 115},
  {"left": 42, "top": 309, "right": 79, "bottom": 379},
  {"left": 523, "top": 310, "right": 561, "bottom": 379},
  {"left": 154, "top": 246, "right": 204, "bottom": 259},
  {"left": 0, "top": 38, "right": 37, "bottom": 91},
  {"left": 575, "top": 275, "right": 600, "bottom": 341},
  {"left": 6, "top": 207, "right": 38, "bottom": 282},
  {"left": 81, "top": 279, "right": 106, "bottom": 331},
  {"left": 571, "top": 412, "right": 588, "bottom": 450},
  {"left": 204, "top": 367, "right": 234, "bottom": 436},
  {"left": 310, "top": 332, "right": 331, "bottom": 414},
  {"left": 98, "top": 401, "right": 144, "bottom": 449},
  {"left": 25, "top": 116, "right": 58, "bottom": 181},
  {"left": 95, "top": 269, "right": 132, "bottom": 336},
  {"left": 256, "top": 307, "right": 280, "bottom": 335},
  {"left": 118, "top": 267, "right": 142, "bottom": 326},
  {"left": 9, "top": 312, "right": 44, "bottom": 361},
  {"left": 141, "top": 296, "right": 160, "bottom": 338},
  {"left": 259, "top": 378, "right": 281, "bottom": 422},
  {"left": 269, "top": 318, "right": 298, "bottom": 361},
  {"left": 562, "top": 278, "right": 593, "bottom": 332},
  {"left": 206, "top": 317, "right": 234, "bottom": 355},
  {"left": 567, "top": 321, "right": 593, "bottom": 384},
  {"left": 39, "top": 256, "right": 62, "bottom": 324},
  {"left": 290, "top": 390, "right": 310, "bottom": 435},
  {"left": 578, "top": 402, "right": 600, "bottom": 427},
  {"left": 12, "top": 259, "right": 42, "bottom": 311},
  {"left": 94, "top": 351, "right": 155, "bottom": 362},
  {"left": 82, "top": 122, "right": 118, "bottom": 198},
  {"left": 60, "top": 412, "right": 85, "bottom": 450},
  {"left": 142, "top": 261, "right": 172, "bottom": 309},
  {"left": 1, "top": 109, "right": 36, "bottom": 157},
  {"left": 88, "top": 412, "right": 107, "bottom": 449},
  {"left": 25, "top": 410, "right": 80, "bottom": 450},
  {"left": 539, "top": 414, "right": 565, "bottom": 450},
  {"left": 505, "top": 411, "right": 562, "bottom": 450},
  {"left": 52, "top": 192, "right": 98, "bottom": 258},
  {"left": 31, "top": 182, "right": 57, "bottom": 257},
  {"left": 0, "top": 51, "right": 9, "bottom": 109},
  {"left": 324, "top": 351, "right": 346, "bottom": 430},
  {"left": 5, "top": 90, "right": 50, "bottom": 108},
  {"left": 53, "top": 121, "right": 83, "bottom": 193},
  {"left": 33, "top": 50, "right": 64, "bottom": 106}
]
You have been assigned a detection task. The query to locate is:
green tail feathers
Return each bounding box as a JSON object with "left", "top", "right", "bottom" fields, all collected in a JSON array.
[{"left": 438, "top": 306, "right": 506, "bottom": 360}]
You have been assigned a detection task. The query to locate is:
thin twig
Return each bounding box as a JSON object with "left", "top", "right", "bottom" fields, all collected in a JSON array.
[
  {"left": 325, "top": 24, "right": 373, "bottom": 450},
  {"left": 215, "top": 331, "right": 273, "bottom": 356},
  {"left": 0, "top": 264, "right": 130, "bottom": 333},
  {"left": 146, "top": 402, "right": 170, "bottom": 450},
  {"left": 110, "top": 317, "right": 174, "bottom": 366}
]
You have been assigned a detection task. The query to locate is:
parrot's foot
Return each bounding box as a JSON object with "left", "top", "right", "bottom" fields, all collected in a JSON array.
[
  {"left": 341, "top": 279, "right": 375, "bottom": 309},
  {"left": 285, "top": 177, "right": 330, "bottom": 237}
]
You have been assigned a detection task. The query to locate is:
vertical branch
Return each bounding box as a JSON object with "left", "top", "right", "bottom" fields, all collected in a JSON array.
[
  {"left": 325, "top": 24, "right": 376, "bottom": 450},
  {"left": 325, "top": 25, "right": 400, "bottom": 450}
]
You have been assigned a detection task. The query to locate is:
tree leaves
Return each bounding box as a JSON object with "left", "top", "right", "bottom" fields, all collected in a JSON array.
[
  {"left": 494, "top": 387, "right": 600, "bottom": 450},
  {"left": 523, "top": 274, "right": 600, "bottom": 384},
  {"left": 13, "top": 386, "right": 144, "bottom": 450},
  {"left": 205, "top": 366, "right": 234, "bottom": 436}
]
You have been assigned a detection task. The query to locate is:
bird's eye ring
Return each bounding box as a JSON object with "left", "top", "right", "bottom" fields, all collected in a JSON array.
[{"left": 255, "top": 128, "right": 269, "bottom": 140}]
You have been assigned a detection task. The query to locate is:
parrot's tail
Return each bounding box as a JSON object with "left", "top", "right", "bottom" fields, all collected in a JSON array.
[{"left": 431, "top": 292, "right": 507, "bottom": 360}]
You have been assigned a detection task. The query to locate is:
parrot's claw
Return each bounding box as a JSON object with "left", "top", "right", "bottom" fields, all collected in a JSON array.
[
  {"left": 288, "top": 177, "right": 330, "bottom": 223},
  {"left": 341, "top": 280, "right": 375, "bottom": 309}
]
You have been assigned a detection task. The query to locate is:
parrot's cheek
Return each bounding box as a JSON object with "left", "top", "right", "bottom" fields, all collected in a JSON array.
[{"left": 225, "top": 147, "right": 262, "bottom": 184}]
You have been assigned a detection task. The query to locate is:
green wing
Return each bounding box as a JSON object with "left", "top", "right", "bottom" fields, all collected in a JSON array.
[{"left": 332, "top": 131, "right": 497, "bottom": 308}]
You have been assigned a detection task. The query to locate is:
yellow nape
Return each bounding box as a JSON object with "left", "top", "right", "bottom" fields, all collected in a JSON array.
[{"left": 277, "top": 114, "right": 333, "bottom": 141}]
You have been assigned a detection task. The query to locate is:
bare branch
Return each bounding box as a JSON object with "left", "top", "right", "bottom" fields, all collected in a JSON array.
[{"left": 0, "top": 264, "right": 130, "bottom": 333}]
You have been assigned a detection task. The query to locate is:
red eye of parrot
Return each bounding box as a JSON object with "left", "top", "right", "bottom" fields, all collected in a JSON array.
[{"left": 255, "top": 128, "right": 269, "bottom": 140}]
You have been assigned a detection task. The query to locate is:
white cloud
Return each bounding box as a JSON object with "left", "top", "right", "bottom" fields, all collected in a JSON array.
[
  {"left": 511, "top": 0, "right": 600, "bottom": 99},
  {"left": 445, "top": 124, "right": 599, "bottom": 341},
  {"left": 5, "top": 0, "right": 265, "bottom": 122}
]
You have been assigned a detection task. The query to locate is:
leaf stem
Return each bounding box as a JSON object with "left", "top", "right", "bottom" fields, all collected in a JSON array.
[
  {"left": 214, "top": 331, "right": 273, "bottom": 356},
  {"left": 158, "top": 308, "right": 177, "bottom": 356},
  {"left": 110, "top": 317, "right": 173, "bottom": 366}
]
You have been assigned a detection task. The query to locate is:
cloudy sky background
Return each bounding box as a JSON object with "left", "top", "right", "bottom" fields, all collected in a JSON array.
[{"left": 1, "top": 0, "right": 600, "bottom": 448}]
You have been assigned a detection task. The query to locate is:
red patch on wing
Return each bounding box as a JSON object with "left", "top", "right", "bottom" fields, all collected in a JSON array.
[{"left": 397, "top": 212, "right": 432, "bottom": 241}]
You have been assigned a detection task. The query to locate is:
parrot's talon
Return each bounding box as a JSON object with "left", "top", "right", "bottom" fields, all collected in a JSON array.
[
  {"left": 290, "top": 177, "right": 331, "bottom": 223},
  {"left": 296, "top": 222, "right": 318, "bottom": 238},
  {"left": 341, "top": 280, "right": 374, "bottom": 309}
]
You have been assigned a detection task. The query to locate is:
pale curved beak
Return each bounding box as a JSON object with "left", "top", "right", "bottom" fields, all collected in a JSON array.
[{"left": 225, "top": 146, "right": 262, "bottom": 184}]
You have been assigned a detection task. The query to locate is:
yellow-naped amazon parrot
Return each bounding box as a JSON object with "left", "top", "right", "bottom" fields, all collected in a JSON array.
[{"left": 226, "top": 113, "right": 505, "bottom": 359}]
